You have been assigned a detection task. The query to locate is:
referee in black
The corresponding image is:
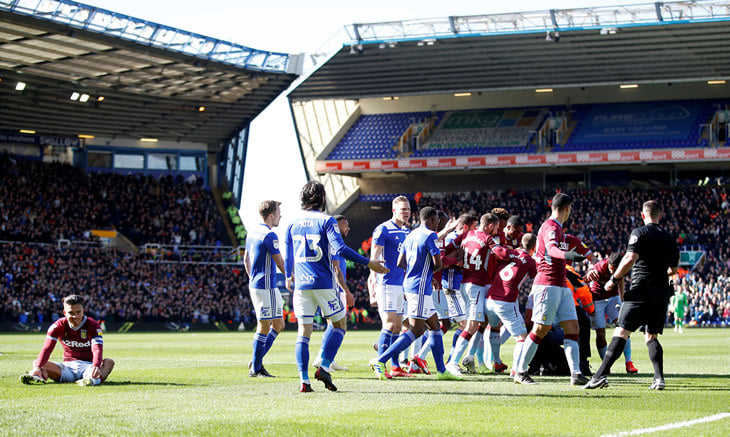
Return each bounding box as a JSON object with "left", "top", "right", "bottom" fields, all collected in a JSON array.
[{"left": 584, "top": 200, "right": 679, "bottom": 390}]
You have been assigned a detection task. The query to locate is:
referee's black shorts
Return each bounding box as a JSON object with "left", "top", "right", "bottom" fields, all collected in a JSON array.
[{"left": 617, "top": 289, "right": 671, "bottom": 335}]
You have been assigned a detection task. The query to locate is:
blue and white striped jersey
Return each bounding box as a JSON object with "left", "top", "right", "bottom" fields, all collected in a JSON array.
[
  {"left": 285, "top": 210, "right": 368, "bottom": 290},
  {"left": 372, "top": 220, "right": 410, "bottom": 286},
  {"left": 246, "top": 222, "right": 280, "bottom": 290},
  {"left": 400, "top": 225, "right": 440, "bottom": 296}
]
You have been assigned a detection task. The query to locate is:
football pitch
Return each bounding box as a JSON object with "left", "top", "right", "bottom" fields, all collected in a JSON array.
[{"left": 1, "top": 329, "right": 728, "bottom": 436}]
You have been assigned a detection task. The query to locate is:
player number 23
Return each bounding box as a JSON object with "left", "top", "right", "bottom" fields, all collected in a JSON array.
[{"left": 293, "top": 234, "right": 323, "bottom": 262}]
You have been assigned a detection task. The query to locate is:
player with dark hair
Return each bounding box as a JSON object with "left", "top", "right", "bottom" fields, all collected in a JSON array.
[
  {"left": 285, "top": 181, "right": 388, "bottom": 392},
  {"left": 514, "top": 192, "right": 589, "bottom": 385},
  {"left": 313, "top": 214, "right": 354, "bottom": 372},
  {"left": 585, "top": 252, "right": 638, "bottom": 374},
  {"left": 443, "top": 212, "right": 501, "bottom": 376},
  {"left": 20, "top": 294, "right": 114, "bottom": 386},
  {"left": 245, "top": 200, "right": 286, "bottom": 377},
  {"left": 370, "top": 207, "right": 461, "bottom": 381},
  {"left": 368, "top": 195, "right": 412, "bottom": 377},
  {"left": 485, "top": 232, "right": 537, "bottom": 376},
  {"left": 584, "top": 200, "right": 679, "bottom": 390}
]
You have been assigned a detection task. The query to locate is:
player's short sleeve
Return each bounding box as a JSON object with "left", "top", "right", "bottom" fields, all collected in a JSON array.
[
  {"left": 626, "top": 228, "right": 642, "bottom": 254},
  {"left": 88, "top": 319, "right": 104, "bottom": 344},
  {"left": 264, "top": 231, "right": 280, "bottom": 256},
  {"left": 372, "top": 224, "right": 387, "bottom": 246},
  {"left": 426, "top": 232, "right": 440, "bottom": 256},
  {"left": 488, "top": 235, "right": 502, "bottom": 250},
  {"left": 528, "top": 257, "right": 538, "bottom": 277}
]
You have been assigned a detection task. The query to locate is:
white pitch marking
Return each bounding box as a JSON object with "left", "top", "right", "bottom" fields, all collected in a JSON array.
[{"left": 602, "top": 412, "right": 730, "bottom": 437}]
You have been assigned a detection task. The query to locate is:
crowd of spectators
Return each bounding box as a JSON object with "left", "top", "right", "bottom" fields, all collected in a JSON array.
[
  {"left": 0, "top": 154, "right": 226, "bottom": 246},
  {"left": 2, "top": 150, "right": 729, "bottom": 328},
  {"left": 1, "top": 243, "right": 256, "bottom": 327}
]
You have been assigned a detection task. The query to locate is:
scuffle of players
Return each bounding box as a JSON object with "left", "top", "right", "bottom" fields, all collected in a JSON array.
[{"left": 20, "top": 188, "right": 678, "bottom": 393}]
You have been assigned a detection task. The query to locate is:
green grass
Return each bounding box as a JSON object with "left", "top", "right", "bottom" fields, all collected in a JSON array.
[{"left": 1, "top": 329, "right": 728, "bottom": 436}]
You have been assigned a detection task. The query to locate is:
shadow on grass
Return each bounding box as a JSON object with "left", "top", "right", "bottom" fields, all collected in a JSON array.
[
  {"left": 350, "top": 388, "right": 630, "bottom": 398},
  {"left": 102, "top": 381, "right": 191, "bottom": 387}
]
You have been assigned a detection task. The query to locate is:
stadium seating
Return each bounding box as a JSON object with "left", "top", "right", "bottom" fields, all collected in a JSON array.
[
  {"left": 560, "top": 100, "right": 719, "bottom": 152},
  {"left": 0, "top": 154, "right": 227, "bottom": 246},
  {"left": 324, "top": 100, "right": 726, "bottom": 159}
]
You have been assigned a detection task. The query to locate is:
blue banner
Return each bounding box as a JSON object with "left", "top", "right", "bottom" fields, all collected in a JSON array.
[{"left": 571, "top": 101, "right": 703, "bottom": 143}]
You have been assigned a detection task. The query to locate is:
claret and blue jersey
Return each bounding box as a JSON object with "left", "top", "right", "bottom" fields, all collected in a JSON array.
[
  {"left": 285, "top": 210, "right": 368, "bottom": 290},
  {"left": 246, "top": 222, "right": 280, "bottom": 290},
  {"left": 400, "top": 225, "right": 440, "bottom": 296},
  {"left": 372, "top": 220, "right": 410, "bottom": 285}
]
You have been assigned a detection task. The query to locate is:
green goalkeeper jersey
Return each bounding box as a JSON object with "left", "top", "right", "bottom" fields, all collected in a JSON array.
[{"left": 671, "top": 292, "right": 688, "bottom": 313}]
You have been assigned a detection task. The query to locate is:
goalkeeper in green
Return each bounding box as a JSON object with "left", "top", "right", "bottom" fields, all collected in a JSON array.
[{"left": 670, "top": 288, "right": 688, "bottom": 333}]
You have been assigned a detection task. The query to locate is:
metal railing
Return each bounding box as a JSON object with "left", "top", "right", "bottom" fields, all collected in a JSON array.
[
  {"left": 345, "top": 1, "right": 730, "bottom": 44},
  {"left": 1, "top": 0, "right": 293, "bottom": 73}
]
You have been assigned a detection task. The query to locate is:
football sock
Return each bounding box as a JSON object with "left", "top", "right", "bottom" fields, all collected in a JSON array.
[
  {"left": 318, "top": 324, "right": 334, "bottom": 359},
  {"left": 448, "top": 328, "right": 463, "bottom": 361},
  {"left": 295, "top": 336, "right": 311, "bottom": 383},
  {"left": 594, "top": 336, "right": 626, "bottom": 378},
  {"left": 500, "top": 326, "right": 511, "bottom": 345},
  {"left": 450, "top": 331, "right": 472, "bottom": 364},
  {"left": 598, "top": 346, "right": 607, "bottom": 360},
  {"left": 512, "top": 338, "right": 524, "bottom": 372},
  {"left": 252, "top": 333, "right": 267, "bottom": 372},
  {"left": 646, "top": 338, "right": 664, "bottom": 380},
  {"left": 378, "top": 330, "right": 416, "bottom": 364},
  {"left": 262, "top": 328, "right": 279, "bottom": 355},
  {"left": 623, "top": 337, "right": 632, "bottom": 362},
  {"left": 489, "top": 328, "right": 502, "bottom": 365},
  {"left": 468, "top": 330, "right": 484, "bottom": 362},
  {"left": 410, "top": 335, "right": 424, "bottom": 359},
  {"left": 417, "top": 331, "right": 432, "bottom": 359},
  {"left": 428, "top": 329, "right": 447, "bottom": 373},
  {"left": 321, "top": 327, "right": 345, "bottom": 370},
  {"left": 517, "top": 332, "right": 542, "bottom": 373},
  {"left": 563, "top": 334, "right": 581, "bottom": 374},
  {"left": 377, "top": 329, "right": 392, "bottom": 356}
]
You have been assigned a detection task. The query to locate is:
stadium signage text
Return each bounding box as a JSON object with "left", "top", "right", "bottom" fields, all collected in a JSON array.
[{"left": 317, "top": 148, "right": 730, "bottom": 173}]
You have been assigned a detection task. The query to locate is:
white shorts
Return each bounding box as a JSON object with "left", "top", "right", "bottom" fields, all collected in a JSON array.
[
  {"left": 486, "top": 298, "right": 526, "bottom": 337},
  {"left": 461, "top": 282, "right": 486, "bottom": 322},
  {"left": 405, "top": 293, "right": 436, "bottom": 320},
  {"left": 249, "top": 287, "right": 283, "bottom": 321},
  {"left": 432, "top": 287, "right": 450, "bottom": 320},
  {"left": 441, "top": 287, "right": 466, "bottom": 322},
  {"left": 54, "top": 360, "right": 94, "bottom": 382},
  {"left": 294, "top": 288, "right": 345, "bottom": 324},
  {"left": 592, "top": 295, "right": 623, "bottom": 329},
  {"left": 531, "top": 284, "right": 577, "bottom": 326},
  {"left": 376, "top": 283, "right": 405, "bottom": 317}
]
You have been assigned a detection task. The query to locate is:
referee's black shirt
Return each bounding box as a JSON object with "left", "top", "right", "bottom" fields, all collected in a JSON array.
[{"left": 624, "top": 223, "right": 679, "bottom": 301}]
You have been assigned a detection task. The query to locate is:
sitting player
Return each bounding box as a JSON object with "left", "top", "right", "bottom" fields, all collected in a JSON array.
[{"left": 20, "top": 294, "right": 114, "bottom": 386}]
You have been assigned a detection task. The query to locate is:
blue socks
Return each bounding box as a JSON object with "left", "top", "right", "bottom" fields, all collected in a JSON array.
[
  {"left": 262, "top": 328, "right": 279, "bottom": 355},
  {"left": 321, "top": 327, "right": 345, "bottom": 369},
  {"left": 252, "top": 333, "right": 267, "bottom": 372},
  {"left": 378, "top": 331, "right": 416, "bottom": 364},
  {"left": 295, "top": 336, "right": 310, "bottom": 383}
]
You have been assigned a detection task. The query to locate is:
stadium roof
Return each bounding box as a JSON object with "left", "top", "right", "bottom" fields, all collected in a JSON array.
[
  {"left": 290, "top": 1, "right": 730, "bottom": 100},
  {"left": 0, "top": 0, "right": 302, "bottom": 146}
]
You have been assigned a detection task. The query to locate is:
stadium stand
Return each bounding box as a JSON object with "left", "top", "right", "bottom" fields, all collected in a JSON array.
[
  {"left": 324, "top": 100, "right": 728, "bottom": 161},
  {"left": 0, "top": 154, "right": 227, "bottom": 246},
  {"left": 559, "top": 100, "right": 721, "bottom": 152}
]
